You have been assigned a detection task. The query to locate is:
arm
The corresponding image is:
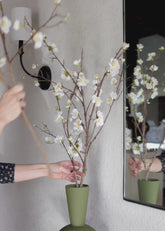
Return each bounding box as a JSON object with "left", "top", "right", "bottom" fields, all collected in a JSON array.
[
  {"left": 0, "top": 161, "right": 82, "bottom": 183},
  {"left": 128, "top": 157, "right": 162, "bottom": 177},
  {"left": 14, "top": 164, "right": 47, "bottom": 183},
  {"left": 14, "top": 161, "right": 81, "bottom": 183}
]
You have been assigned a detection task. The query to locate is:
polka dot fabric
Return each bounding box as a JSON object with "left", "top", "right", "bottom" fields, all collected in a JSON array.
[{"left": 0, "top": 163, "right": 15, "bottom": 184}]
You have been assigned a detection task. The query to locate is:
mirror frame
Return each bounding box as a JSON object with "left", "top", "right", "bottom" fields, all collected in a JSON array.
[{"left": 122, "top": 0, "right": 165, "bottom": 211}]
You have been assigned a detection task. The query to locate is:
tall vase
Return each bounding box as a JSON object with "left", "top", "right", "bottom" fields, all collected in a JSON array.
[
  {"left": 60, "top": 184, "right": 95, "bottom": 231},
  {"left": 138, "top": 179, "right": 160, "bottom": 205}
]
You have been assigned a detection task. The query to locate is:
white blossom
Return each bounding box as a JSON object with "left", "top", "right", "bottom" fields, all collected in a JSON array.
[
  {"left": 128, "top": 92, "right": 137, "bottom": 104},
  {"left": 54, "top": 0, "right": 61, "bottom": 5},
  {"left": 137, "top": 59, "right": 143, "bottom": 65},
  {"left": 32, "top": 64, "right": 37, "bottom": 69},
  {"left": 54, "top": 136, "right": 63, "bottom": 144},
  {"left": 61, "top": 70, "right": 71, "bottom": 81},
  {"left": 151, "top": 77, "right": 158, "bottom": 87},
  {"left": 92, "top": 95, "right": 102, "bottom": 107},
  {"left": 75, "top": 138, "right": 83, "bottom": 151},
  {"left": 111, "top": 77, "right": 117, "bottom": 85},
  {"left": 134, "top": 65, "right": 142, "bottom": 79},
  {"left": 77, "top": 72, "right": 89, "bottom": 87},
  {"left": 48, "top": 42, "right": 58, "bottom": 52},
  {"left": 68, "top": 146, "right": 79, "bottom": 158},
  {"left": 72, "top": 71, "right": 78, "bottom": 78},
  {"left": 136, "top": 43, "right": 144, "bottom": 51},
  {"left": 106, "top": 97, "right": 113, "bottom": 104},
  {"left": 95, "top": 111, "right": 104, "bottom": 127},
  {"left": 0, "top": 57, "right": 6, "bottom": 68},
  {"left": 146, "top": 82, "right": 153, "bottom": 89},
  {"left": 69, "top": 136, "right": 74, "bottom": 143},
  {"left": 147, "top": 52, "right": 156, "bottom": 61},
  {"left": 137, "top": 136, "right": 142, "bottom": 142},
  {"left": 132, "top": 143, "right": 143, "bottom": 155},
  {"left": 120, "top": 58, "right": 125, "bottom": 63},
  {"left": 34, "top": 80, "right": 39, "bottom": 87},
  {"left": 33, "top": 32, "right": 44, "bottom": 49},
  {"left": 151, "top": 88, "right": 158, "bottom": 99},
  {"left": 123, "top": 42, "right": 130, "bottom": 50},
  {"left": 71, "top": 108, "right": 79, "bottom": 119},
  {"left": 137, "top": 96, "right": 144, "bottom": 104},
  {"left": 159, "top": 46, "right": 164, "bottom": 51},
  {"left": 126, "top": 136, "right": 132, "bottom": 150},
  {"left": 136, "top": 112, "right": 143, "bottom": 123},
  {"left": 0, "top": 16, "right": 11, "bottom": 34},
  {"left": 137, "top": 88, "right": 144, "bottom": 98},
  {"left": 55, "top": 111, "right": 63, "bottom": 123},
  {"left": 45, "top": 136, "right": 54, "bottom": 144},
  {"left": 111, "top": 92, "right": 117, "bottom": 100},
  {"left": 133, "top": 79, "right": 139, "bottom": 86},
  {"left": 73, "top": 119, "right": 83, "bottom": 134},
  {"left": 149, "top": 65, "right": 158, "bottom": 72},
  {"left": 73, "top": 59, "right": 81, "bottom": 66},
  {"left": 93, "top": 74, "right": 101, "bottom": 85},
  {"left": 141, "top": 74, "right": 151, "bottom": 85},
  {"left": 53, "top": 82, "right": 64, "bottom": 98},
  {"left": 108, "top": 58, "right": 120, "bottom": 77}
]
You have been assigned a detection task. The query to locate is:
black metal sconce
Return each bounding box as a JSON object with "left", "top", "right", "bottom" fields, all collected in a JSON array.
[
  {"left": 11, "top": 7, "right": 51, "bottom": 90},
  {"left": 19, "top": 40, "right": 51, "bottom": 90}
]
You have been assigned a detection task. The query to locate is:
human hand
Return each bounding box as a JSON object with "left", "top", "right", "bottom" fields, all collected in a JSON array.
[
  {"left": 128, "top": 157, "right": 144, "bottom": 177},
  {"left": 0, "top": 84, "right": 26, "bottom": 128},
  {"left": 47, "top": 160, "right": 82, "bottom": 182}
]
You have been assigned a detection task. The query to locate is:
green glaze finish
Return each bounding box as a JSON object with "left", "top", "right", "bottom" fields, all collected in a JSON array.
[
  {"left": 60, "top": 224, "right": 95, "bottom": 231},
  {"left": 59, "top": 184, "right": 96, "bottom": 231},
  {"left": 65, "top": 184, "right": 89, "bottom": 227},
  {"left": 138, "top": 179, "right": 160, "bottom": 205}
]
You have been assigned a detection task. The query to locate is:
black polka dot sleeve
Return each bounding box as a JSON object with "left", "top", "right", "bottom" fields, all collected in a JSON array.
[
  {"left": 0, "top": 163, "right": 15, "bottom": 184},
  {"left": 157, "top": 152, "right": 165, "bottom": 173}
]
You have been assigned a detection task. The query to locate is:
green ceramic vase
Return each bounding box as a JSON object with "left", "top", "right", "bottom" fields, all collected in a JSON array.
[
  {"left": 60, "top": 184, "right": 95, "bottom": 231},
  {"left": 138, "top": 179, "right": 160, "bottom": 205}
]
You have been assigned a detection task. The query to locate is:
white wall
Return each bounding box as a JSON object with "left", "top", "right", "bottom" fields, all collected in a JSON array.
[{"left": 1, "top": 0, "right": 165, "bottom": 231}]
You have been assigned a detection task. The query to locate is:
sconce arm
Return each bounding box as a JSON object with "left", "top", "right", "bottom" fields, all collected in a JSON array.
[
  {"left": 19, "top": 40, "right": 39, "bottom": 79},
  {"left": 18, "top": 40, "right": 52, "bottom": 90}
]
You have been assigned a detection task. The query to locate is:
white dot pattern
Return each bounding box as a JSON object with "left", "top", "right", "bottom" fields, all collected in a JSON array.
[{"left": 0, "top": 163, "right": 15, "bottom": 184}]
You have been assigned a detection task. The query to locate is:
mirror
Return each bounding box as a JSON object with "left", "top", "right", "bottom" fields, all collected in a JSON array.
[{"left": 123, "top": 0, "right": 165, "bottom": 209}]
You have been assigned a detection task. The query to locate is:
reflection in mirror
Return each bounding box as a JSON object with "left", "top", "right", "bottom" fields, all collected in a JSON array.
[{"left": 124, "top": 0, "right": 165, "bottom": 209}]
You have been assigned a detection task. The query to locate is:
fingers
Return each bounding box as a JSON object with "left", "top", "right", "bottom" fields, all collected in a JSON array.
[
  {"left": 3, "top": 84, "right": 26, "bottom": 108},
  {"left": 128, "top": 157, "right": 142, "bottom": 177},
  {"left": 65, "top": 173, "right": 82, "bottom": 183},
  {"left": 20, "top": 100, "right": 26, "bottom": 110},
  {"left": 13, "top": 85, "right": 26, "bottom": 111},
  {"left": 61, "top": 165, "right": 82, "bottom": 177},
  {"left": 8, "top": 84, "right": 24, "bottom": 95},
  {"left": 16, "top": 90, "right": 26, "bottom": 101},
  {"left": 72, "top": 161, "right": 82, "bottom": 168}
]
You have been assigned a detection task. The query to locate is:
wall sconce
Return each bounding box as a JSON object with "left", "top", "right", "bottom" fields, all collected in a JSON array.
[{"left": 11, "top": 7, "right": 51, "bottom": 90}]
